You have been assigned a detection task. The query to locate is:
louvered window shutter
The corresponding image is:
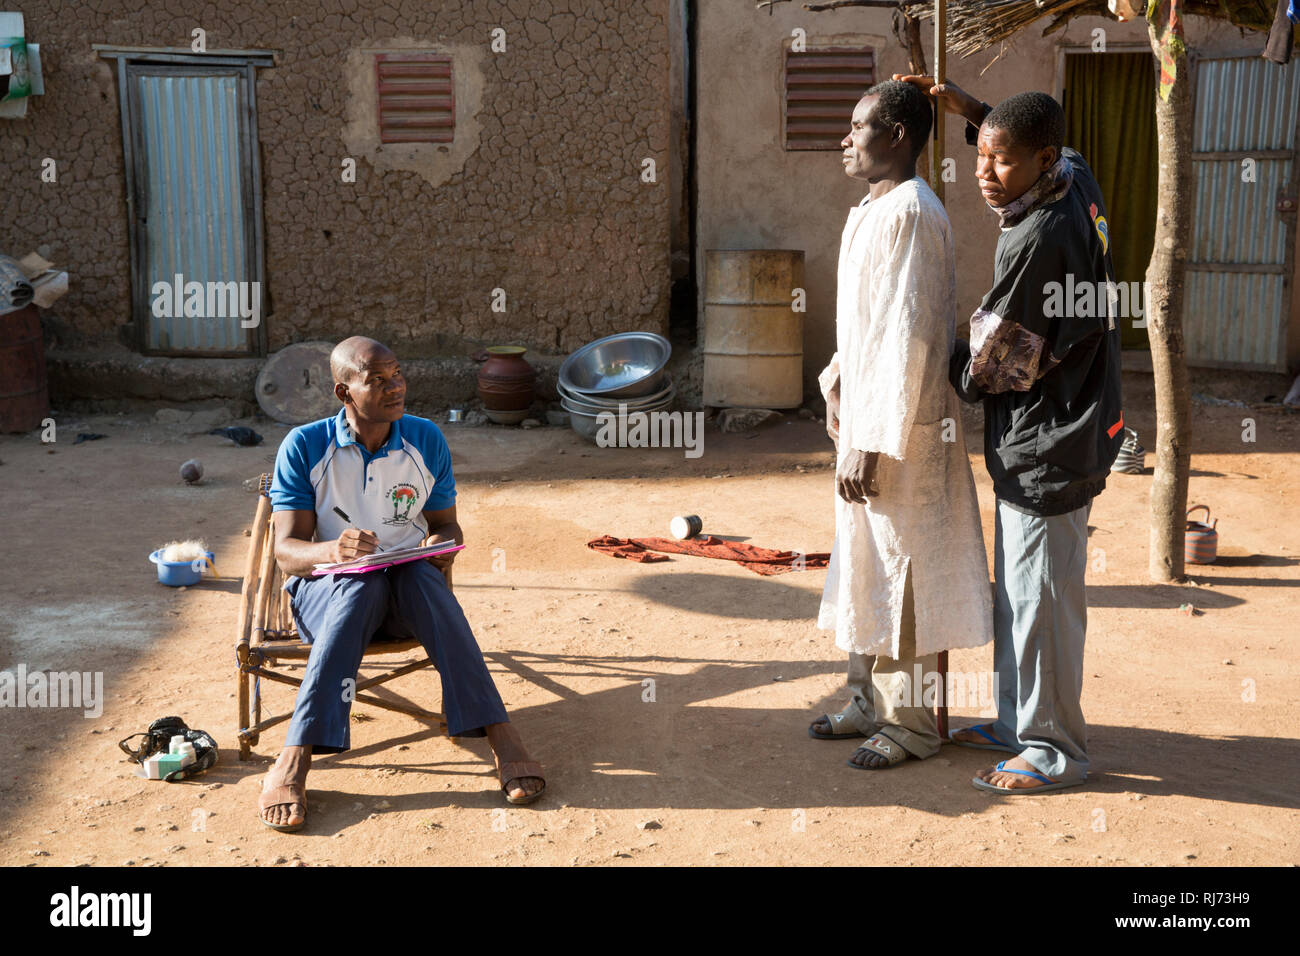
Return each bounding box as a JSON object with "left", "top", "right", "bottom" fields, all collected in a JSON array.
[
  {"left": 784, "top": 48, "right": 876, "bottom": 150},
  {"left": 375, "top": 53, "right": 455, "bottom": 144}
]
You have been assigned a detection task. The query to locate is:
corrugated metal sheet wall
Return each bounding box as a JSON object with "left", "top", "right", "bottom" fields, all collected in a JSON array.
[
  {"left": 135, "top": 72, "right": 251, "bottom": 353},
  {"left": 1186, "top": 58, "right": 1300, "bottom": 370}
]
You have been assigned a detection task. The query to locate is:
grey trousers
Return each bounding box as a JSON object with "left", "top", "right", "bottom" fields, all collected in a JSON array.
[
  {"left": 987, "top": 498, "right": 1092, "bottom": 782},
  {"left": 842, "top": 565, "right": 941, "bottom": 759}
]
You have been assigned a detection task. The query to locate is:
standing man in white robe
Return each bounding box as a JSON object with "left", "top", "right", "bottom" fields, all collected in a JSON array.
[{"left": 807, "top": 80, "right": 994, "bottom": 769}]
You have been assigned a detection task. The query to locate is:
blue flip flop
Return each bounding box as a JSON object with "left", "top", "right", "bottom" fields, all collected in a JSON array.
[
  {"left": 948, "top": 723, "right": 1017, "bottom": 753},
  {"left": 971, "top": 760, "right": 1085, "bottom": 795}
]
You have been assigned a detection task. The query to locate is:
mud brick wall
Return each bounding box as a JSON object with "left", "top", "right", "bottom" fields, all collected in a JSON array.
[{"left": 4, "top": 0, "right": 671, "bottom": 359}]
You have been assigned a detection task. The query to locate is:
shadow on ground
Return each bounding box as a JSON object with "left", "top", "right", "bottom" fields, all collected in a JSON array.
[{"left": 206, "top": 648, "right": 1300, "bottom": 834}]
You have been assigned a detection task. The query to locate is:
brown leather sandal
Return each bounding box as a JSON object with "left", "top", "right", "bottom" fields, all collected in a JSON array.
[
  {"left": 497, "top": 760, "right": 546, "bottom": 805},
  {"left": 259, "top": 780, "right": 307, "bottom": 832}
]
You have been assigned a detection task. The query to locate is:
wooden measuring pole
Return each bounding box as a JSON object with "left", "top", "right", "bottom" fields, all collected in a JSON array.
[
  {"left": 931, "top": 0, "right": 947, "bottom": 206},
  {"left": 932, "top": 0, "right": 949, "bottom": 741}
]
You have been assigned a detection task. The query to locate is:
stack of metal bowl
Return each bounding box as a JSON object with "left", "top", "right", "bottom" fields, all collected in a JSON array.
[{"left": 558, "top": 332, "right": 674, "bottom": 442}]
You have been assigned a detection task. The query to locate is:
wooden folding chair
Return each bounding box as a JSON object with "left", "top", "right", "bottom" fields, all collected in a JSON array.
[{"left": 234, "top": 474, "right": 446, "bottom": 760}]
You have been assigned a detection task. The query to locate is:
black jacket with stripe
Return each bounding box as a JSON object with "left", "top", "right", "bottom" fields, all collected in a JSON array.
[{"left": 949, "top": 142, "right": 1125, "bottom": 517}]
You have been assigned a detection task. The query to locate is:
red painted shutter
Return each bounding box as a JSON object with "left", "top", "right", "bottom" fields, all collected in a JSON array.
[
  {"left": 375, "top": 53, "right": 455, "bottom": 144},
  {"left": 784, "top": 48, "right": 875, "bottom": 150}
]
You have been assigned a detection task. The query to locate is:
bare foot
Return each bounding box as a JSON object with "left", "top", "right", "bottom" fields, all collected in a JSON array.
[
  {"left": 975, "top": 755, "right": 1054, "bottom": 790},
  {"left": 485, "top": 722, "right": 544, "bottom": 802},
  {"left": 260, "top": 745, "right": 311, "bottom": 829}
]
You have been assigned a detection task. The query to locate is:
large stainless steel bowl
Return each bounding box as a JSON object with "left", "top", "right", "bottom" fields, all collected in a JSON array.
[
  {"left": 559, "top": 332, "right": 671, "bottom": 399},
  {"left": 561, "top": 388, "right": 676, "bottom": 422},
  {"left": 564, "top": 393, "right": 677, "bottom": 443},
  {"left": 557, "top": 375, "right": 674, "bottom": 412}
]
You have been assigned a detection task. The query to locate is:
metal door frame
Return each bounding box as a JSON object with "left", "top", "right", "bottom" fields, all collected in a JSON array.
[{"left": 98, "top": 47, "right": 274, "bottom": 357}]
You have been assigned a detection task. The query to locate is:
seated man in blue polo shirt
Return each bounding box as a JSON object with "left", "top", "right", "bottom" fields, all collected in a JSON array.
[{"left": 258, "top": 335, "right": 545, "bottom": 831}]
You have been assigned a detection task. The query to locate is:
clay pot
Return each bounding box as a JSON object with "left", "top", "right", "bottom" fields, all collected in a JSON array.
[{"left": 476, "top": 345, "right": 537, "bottom": 425}]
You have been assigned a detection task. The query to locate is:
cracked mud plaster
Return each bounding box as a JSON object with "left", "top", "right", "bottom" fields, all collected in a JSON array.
[
  {"left": 8, "top": 2, "right": 672, "bottom": 357},
  {"left": 342, "top": 38, "right": 486, "bottom": 188}
]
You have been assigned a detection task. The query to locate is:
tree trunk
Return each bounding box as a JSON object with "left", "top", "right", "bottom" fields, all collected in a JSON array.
[
  {"left": 904, "top": 13, "right": 927, "bottom": 74},
  {"left": 1144, "top": 29, "right": 1194, "bottom": 582},
  {"left": 893, "top": 12, "right": 931, "bottom": 184}
]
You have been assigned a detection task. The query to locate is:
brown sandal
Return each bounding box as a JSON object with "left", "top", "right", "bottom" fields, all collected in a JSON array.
[
  {"left": 259, "top": 781, "right": 307, "bottom": 832},
  {"left": 497, "top": 760, "right": 546, "bottom": 805},
  {"left": 846, "top": 734, "right": 910, "bottom": 771}
]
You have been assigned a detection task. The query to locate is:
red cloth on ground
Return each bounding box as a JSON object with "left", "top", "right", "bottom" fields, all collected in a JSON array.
[{"left": 586, "top": 534, "right": 830, "bottom": 576}]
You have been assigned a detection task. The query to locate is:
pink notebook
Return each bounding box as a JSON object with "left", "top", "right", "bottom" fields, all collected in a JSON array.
[{"left": 311, "top": 542, "right": 465, "bottom": 576}]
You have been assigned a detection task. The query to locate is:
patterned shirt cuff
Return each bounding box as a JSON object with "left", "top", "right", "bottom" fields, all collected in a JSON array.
[{"left": 968, "top": 309, "right": 1055, "bottom": 392}]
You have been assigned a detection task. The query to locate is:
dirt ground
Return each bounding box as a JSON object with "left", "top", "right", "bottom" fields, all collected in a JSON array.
[{"left": 1, "top": 379, "right": 1297, "bottom": 867}]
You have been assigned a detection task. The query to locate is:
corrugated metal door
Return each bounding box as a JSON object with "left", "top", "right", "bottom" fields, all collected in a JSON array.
[
  {"left": 1185, "top": 57, "right": 1300, "bottom": 371},
  {"left": 127, "top": 66, "right": 261, "bottom": 355}
]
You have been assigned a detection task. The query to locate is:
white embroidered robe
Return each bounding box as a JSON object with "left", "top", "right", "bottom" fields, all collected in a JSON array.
[{"left": 817, "top": 177, "right": 994, "bottom": 658}]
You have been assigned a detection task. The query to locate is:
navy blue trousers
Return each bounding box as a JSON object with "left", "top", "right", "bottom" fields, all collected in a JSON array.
[{"left": 282, "top": 559, "right": 508, "bottom": 753}]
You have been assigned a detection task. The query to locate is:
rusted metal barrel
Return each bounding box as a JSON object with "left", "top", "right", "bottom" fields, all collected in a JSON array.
[
  {"left": 703, "top": 249, "right": 804, "bottom": 408},
  {"left": 0, "top": 304, "right": 49, "bottom": 432}
]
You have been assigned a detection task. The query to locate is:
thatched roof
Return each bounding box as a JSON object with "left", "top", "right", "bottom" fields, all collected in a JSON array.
[{"left": 887, "top": 0, "right": 1278, "bottom": 58}]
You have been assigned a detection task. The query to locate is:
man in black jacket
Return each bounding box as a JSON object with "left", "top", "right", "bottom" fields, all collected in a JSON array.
[{"left": 899, "top": 80, "right": 1124, "bottom": 793}]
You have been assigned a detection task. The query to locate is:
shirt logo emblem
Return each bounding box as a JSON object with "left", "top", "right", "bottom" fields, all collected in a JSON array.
[
  {"left": 1090, "top": 202, "right": 1109, "bottom": 255},
  {"left": 384, "top": 483, "right": 419, "bottom": 525}
]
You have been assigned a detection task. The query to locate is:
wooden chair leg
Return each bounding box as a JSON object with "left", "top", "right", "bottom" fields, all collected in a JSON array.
[
  {"left": 236, "top": 492, "right": 271, "bottom": 759},
  {"left": 935, "top": 649, "right": 949, "bottom": 741},
  {"left": 251, "top": 669, "right": 263, "bottom": 746},
  {"left": 238, "top": 665, "right": 251, "bottom": 760}
]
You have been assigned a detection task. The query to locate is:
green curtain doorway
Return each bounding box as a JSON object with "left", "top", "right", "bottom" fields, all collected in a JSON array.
[{"left": 1064, "top": 51, "right": 1158, "bottom": 349}]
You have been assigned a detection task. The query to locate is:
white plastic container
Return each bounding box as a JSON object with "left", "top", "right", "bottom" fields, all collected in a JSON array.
[{"left": 170, "top": 735, "right": 197, "bottom": 768}]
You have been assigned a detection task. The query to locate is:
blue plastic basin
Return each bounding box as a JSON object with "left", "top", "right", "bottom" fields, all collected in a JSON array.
[{"left": 149, "top": 549, "right": 215, "bottom": 587}]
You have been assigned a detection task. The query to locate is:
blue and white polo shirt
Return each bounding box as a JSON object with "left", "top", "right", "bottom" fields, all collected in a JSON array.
[{"left": 269, "top": 407, "right": 457, "bottom": 551}]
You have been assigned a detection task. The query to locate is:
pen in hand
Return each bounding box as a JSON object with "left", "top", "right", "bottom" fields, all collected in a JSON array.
[{"left": 332, "top": 506, "right": 384, "bottom": 553}]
